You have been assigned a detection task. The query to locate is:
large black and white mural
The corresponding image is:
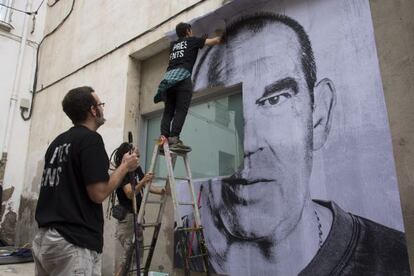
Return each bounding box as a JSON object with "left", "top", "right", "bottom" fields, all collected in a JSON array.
[{"left": 171, "top": 0, "right": 411, "bottom": 275}]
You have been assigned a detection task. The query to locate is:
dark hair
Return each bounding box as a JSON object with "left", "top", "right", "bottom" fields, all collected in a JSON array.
[
  {"left": 195, "top": 13, "right": 317, "bottom": 103},
  {"left": 62, "top": 86, "right": 96, "bottom": 124},
  {"left": 112, "top": 142, "right": 131, "bottom": 168},
  {"left": 176, "top": 22, "right": 191, "bottom": 38},
  {"left": 107, "top": 141, "right": 132, "bottom": 219}
]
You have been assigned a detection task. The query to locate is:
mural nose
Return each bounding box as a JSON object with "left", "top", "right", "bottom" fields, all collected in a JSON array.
[
  {"left": 244, "top": 126, "right": 263, "bottom": 158},
  {"left": 243, "top": 121, "right": 262, "bottom": 157}
]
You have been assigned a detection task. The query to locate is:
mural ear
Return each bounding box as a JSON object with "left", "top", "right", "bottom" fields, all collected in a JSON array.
[{"left": 312, "top": 78, "right": 336, "bottom": 151}]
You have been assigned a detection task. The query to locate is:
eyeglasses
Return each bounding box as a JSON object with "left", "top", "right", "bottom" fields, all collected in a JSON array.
[{"left": 96, "top": 102, "right": 105, "bottom": 107}]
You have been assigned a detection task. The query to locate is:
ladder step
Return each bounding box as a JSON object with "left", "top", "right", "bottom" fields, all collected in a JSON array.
[
  {"left": 142, "top": 223, "right": 161, "bottom": 228},
  {"left": 143, "top": 245, "right": 153, "bottom": 250},
  {"left": 154, "top": 176, "right": 190, "bottom": 181},
  {"left": 159, "top": 151, "right": 187, "bottom": 156},
  {"left": 177, "top": 226, "right": 204, "bottom": 232},
  {"left": 178, "top": 201, "right": 195, "bottom": 206},
  {"left": 146, "top": 200, "right": 164, "bottom": 204},
  {"left": 188, "top": 254, "right": 209, "bottom": 259},
  {"left": 175, "top": 177, "right": 191, "bottom": 181},
  {"left": 128, "top": 268, "right": 144, "bottom": 272}
]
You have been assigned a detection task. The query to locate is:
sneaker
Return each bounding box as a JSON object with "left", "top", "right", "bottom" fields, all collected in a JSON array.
[
  {"left": 169, "top": 139, "right": 192, "bottom": 152},
  {"left": 168, "top": 136, "right": 179, "bottom": 145}
]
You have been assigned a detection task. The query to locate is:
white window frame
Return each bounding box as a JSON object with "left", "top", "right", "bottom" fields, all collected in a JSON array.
[{"left": 0, "top": 0, "right": 13, "bottom": 25}]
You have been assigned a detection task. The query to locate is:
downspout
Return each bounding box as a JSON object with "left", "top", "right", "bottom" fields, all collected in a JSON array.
[{"left": 0, "top": 0, "right": 33, "bottom": 209}]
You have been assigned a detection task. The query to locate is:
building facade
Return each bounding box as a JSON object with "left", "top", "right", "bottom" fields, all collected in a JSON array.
[
  {"left": 0, "top": 0, "right": 46, "bottom": 245},
  {"left": 2, "top": 0, "right": 413, "bottom": 275}
]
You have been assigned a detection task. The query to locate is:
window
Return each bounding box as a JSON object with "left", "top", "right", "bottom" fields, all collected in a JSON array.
[
  {"left": 0, "top": 0, "right": 12, "bottom": 24},
  {"left": 145, "top": 92, "right": 244, "bottom": 180}
]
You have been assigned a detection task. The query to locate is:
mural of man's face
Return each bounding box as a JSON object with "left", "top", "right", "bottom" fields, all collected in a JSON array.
[
  {"left": 196, "top": 21, "right": 335, "bottom": 244},
  {"left": 225, "top": 23, "right": 314, "bottom": 241}
]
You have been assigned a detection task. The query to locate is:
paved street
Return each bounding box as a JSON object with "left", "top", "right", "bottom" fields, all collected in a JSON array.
[{"left": 0, "top": 262, "right": 34, "bottom": 276}]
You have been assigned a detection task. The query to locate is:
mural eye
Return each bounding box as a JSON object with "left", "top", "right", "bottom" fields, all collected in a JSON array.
[
  {"left": 257, "top": 93, "right": 291, "bottom": 107},
  {"left": 268, "top": 95, "right": 281, "bottom": 105}
]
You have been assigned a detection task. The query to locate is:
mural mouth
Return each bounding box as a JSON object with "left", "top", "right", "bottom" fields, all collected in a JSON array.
[
  {"left": 246, "top": 178, "right": 274, "bottom": 185},
  {"left": 222, "top": 177, "right": 274, "bottom": 186},
  {"left": 220, "top": 177, "right": 277, "bottom": 205}
]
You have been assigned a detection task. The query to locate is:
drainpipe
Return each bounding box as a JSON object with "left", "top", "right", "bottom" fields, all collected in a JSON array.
[{"left": 0, "top": 0, "right": 33, "bottom": 208}]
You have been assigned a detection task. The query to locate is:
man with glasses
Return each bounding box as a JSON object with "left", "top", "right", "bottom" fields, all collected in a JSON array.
[{"left": 33, "top": 86, "right": 139, "bottom": 276}]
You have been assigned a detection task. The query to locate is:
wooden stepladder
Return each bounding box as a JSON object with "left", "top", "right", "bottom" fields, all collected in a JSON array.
[{"left": 136, "top": 136, "right": 210, "bottom": 276}]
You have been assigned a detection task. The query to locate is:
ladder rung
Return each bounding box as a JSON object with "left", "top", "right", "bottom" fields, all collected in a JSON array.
[
  {"left": 146, "top": 200, "right": 164, "bottom": 204},
  {"left": 177, "top": 226, "right": 204, "bottom": 232},
  {"left": 168, "top": 151, "right": 187, "bottom": 156},
  {"left": 188, "top": 254, "right": 209, "bottom": 259},
  {"left": 128, "top": 268, "right": 144, "bottom": 272},
  {"left": 154, "top": 176, "right": 190, "bottom": 181},
  {"left": 143, "top": 245, "right": 153, "bottom": 250},
  {"left": 142, "top": 223, "right": 161, "bottom": 228},
  {"left": 178, "top": 201, "right": 195, "bottom": 206},
  {"left": 159, "top": 150, "right": 187, "bottom": 156},
  {"left": 175, "top": 177, "right": 190, "bottom": 181}
]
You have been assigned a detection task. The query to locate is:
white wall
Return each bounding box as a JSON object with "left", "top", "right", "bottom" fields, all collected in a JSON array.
[
  {"left": 17, "top": 1, "right": 225, "bottom": 274},
  {"left": 0, "top": 0, "right": 46, "bottom": 244}
]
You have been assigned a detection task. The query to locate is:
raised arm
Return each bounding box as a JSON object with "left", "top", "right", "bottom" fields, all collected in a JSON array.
[
  {"left": 122, "top": 173, "right": 154, "bottom": 199},
  {"left": 204, "top": 29, "right": 224, "bottom": 46},
  {"left": 205, "top": 36, "right": 221, "bottom": 46}
]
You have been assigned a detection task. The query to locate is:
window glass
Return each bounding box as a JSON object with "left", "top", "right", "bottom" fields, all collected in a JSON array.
[
  {"left": 145, "top": 93, "right": 244, "bottom": 180},
  {"left": 0, "top": 0, "right": 11, "bottom": 23}
]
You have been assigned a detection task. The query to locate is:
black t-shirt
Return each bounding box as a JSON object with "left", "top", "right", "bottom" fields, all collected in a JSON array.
[
  {"left": 167, "top": 36, "right": 206, "bottom": 73},
  {"left": 35, "top": 125, "right": 109, "bottom": 253},
  {"left": 116, "top": 166, "right": 144, "bottom": 213}
]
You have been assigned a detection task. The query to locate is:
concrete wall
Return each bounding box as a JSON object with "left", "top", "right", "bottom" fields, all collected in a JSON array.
[
  {"left": 139, "top": 49, "right": 169, "bottom": 115},
  {"left": 17, "top": 1, "right": 225, "bottom": 275},
  {"left": 370, "top": 0, "right": 414, "bottom": 273},
  {"left": 0, "top": 0, "right": 46, "bottom": 245}
]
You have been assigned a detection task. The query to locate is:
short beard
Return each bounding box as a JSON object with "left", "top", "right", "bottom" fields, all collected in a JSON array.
[{"left": 96, "top": 109, "right": 106, "bottom": 126}]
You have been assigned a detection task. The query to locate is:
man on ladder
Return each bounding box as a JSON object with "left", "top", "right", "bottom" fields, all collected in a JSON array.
[{"left": 154, "top": 22, "right": 222, "bottom": 152}]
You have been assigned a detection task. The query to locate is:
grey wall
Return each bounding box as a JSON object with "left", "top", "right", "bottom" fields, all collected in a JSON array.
[{"left": 370, "top": 0, "right": 414, "bottom": 273}]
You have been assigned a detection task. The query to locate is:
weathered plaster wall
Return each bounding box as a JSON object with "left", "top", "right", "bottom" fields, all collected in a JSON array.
[
  {"left": 140, "top": 49, "right": 169, "bottom": 116},
  {"left": 20, "top": 47, "right": 132, "bottom": 274},
  {"left": 18, "top": 1, "right": 225, "bottom": 275},
  {"left": 370, "top": 0, "right": 414, "bottom": 273},
  {"left": 36, "top": 0, "right": 224, "bottom": 90},
  {"left": 0, "top": 0, "right": 46, "bottom": 245}
]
